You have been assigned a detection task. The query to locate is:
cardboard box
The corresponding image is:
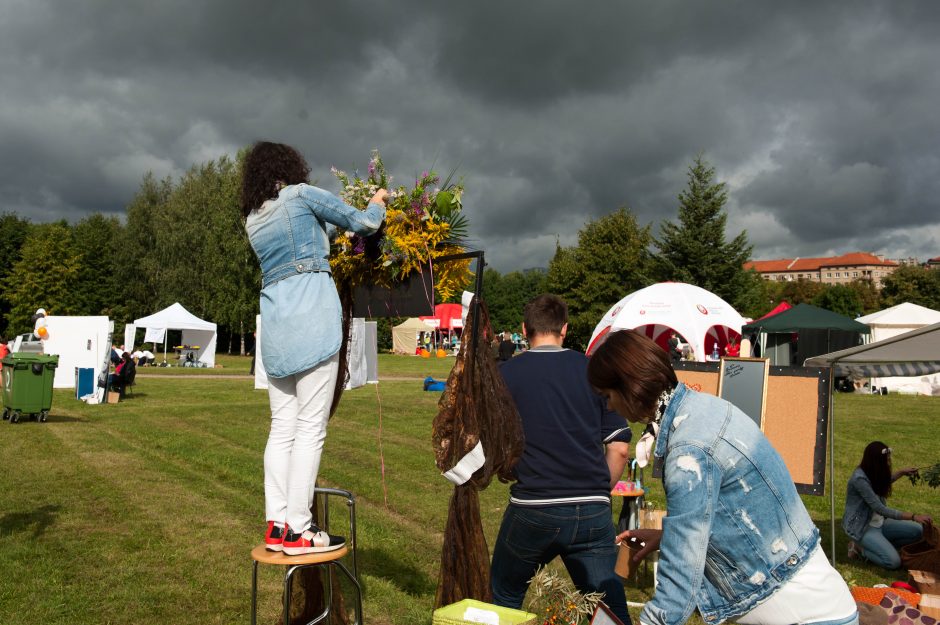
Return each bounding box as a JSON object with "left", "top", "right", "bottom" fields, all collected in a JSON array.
[
  {"left": 911, "top": 570, "right": 939, "bottom": 596},
  {"left": 107, "top": 391, "right": 120, "bottom": 404},
  {"left": 920, "top": 594, "right": 940, "bottom": 619}
]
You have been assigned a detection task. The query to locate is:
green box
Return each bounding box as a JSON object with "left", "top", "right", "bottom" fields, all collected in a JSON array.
[
  {"left": 2, "top": 353, "right": 58, "bottom": 422},
  {"left": 432, "top": 599, "right": 536, "bottom": 625}
]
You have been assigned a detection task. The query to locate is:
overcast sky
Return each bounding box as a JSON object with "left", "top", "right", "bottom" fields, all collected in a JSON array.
[{"left": 2, "top": 2, "right": 938, "bottom": 272}]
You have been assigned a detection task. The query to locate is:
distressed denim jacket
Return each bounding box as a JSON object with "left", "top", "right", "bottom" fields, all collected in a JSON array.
[
  {"left": 842, "top": 467, "right": 904, "bottom": 541},
  {"left": 245, "top": 184, "right": 384, "bottom": 378},
  {"left": 640, "top": 384, "right": 819, "bottom": 625}
]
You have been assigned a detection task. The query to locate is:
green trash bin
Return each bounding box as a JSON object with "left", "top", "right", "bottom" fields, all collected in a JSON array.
[{"left": 2, "top": 353, "right": 58, "bottom": 423}]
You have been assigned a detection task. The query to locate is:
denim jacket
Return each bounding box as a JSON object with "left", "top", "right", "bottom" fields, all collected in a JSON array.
[
  {"left": 640, "top": 384, "right": 820, "bottom": 625},
  {"left": 842, "top": 467, "right": 904, "bottom": 541},
  {"left": 245, "top": 184, "right": 384, "bottom": 378}
]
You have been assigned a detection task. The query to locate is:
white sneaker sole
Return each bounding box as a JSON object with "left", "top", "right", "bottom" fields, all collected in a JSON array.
[
  {"left": 265, "top": 543, "right": 283, "bottom": 552},
  {"left": 282, "top": 543, "right": 344, "bottom": 556}
]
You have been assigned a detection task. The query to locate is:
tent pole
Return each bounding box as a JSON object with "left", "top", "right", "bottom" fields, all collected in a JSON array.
[{"left": 828, "top": 370, "right": 836, "bottom": 564}]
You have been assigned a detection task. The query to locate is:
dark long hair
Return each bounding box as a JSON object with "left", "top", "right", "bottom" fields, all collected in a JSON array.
[
  {"left": 859, "top": 440, "right": 892, "bottom": 498},
  {"left": 240, "top": 142, "right": 311, "bottom": 218},
  {"left": 587, "top": 329, "right": 678, "bottom": 421}
]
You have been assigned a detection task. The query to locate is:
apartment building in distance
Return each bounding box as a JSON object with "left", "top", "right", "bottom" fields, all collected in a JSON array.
[{"left": 745, "top": 252, "right": 899, "bottom": 287}]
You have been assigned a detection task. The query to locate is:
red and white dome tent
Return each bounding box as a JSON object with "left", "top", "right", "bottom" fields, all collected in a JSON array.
[{"left": 586, "top": 282, "right": 746, "bottom": 360}]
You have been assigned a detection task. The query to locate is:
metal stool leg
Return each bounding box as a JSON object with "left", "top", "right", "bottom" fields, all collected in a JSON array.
[
  {"left": 252, "top": 561, "right": 259, "bottom": 625},
  {"left": 284, "top": 563, "right": 332, "bottom": 625},
  {"left": 333, "top": 560, "right": 364, "bottom": 625}
]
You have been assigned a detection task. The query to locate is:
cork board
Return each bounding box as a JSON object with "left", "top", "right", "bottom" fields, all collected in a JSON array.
[
  {"left": 673, "top": 362, "right": 830, "bottom": 495},
  {"left": 763, "top": 375, "right": 824, "bottom": 487},
  {"left": 675, "top": 368, "right": 719, "bottom": 395}
]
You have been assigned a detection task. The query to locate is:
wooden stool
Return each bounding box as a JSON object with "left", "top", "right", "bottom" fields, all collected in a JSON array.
[{"left": 251, "top": 488, "right": 362, "bottom": 625}]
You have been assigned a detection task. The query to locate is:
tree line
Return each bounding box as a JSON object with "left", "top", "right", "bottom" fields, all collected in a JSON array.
[
  {"left": 2, "top": 152, "right": 937, "bottom": 353},
  {"left": 0, "top": 154, "right": 257, "bottom": 353},
  {"left": 482, "top": 157, "right": 940, "bottom": 349}
]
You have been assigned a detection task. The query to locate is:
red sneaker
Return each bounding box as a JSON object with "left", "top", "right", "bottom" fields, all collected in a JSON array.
[
  {"left": 264, "top": 521, "right": 285, "bottom": 552},
  {"left": 282, "top": 525, "right": 345, "bottom": 555}
]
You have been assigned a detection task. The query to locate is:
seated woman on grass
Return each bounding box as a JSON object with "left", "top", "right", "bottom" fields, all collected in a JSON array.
[{"left": 843, "top": 441, "right": 932, "bottom": 569}]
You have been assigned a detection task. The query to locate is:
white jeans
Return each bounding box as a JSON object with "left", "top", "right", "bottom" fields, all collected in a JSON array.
[{"left": 264, "top": 353, "right": 339, "bottom": 533}]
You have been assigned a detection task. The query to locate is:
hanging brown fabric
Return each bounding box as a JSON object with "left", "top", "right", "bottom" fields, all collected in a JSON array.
[{"left": 432, "top": 296, "right": 524, "bottom": 607}]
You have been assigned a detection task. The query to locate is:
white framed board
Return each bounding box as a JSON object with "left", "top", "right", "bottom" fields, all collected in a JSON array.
[{"left": 717, "top": 357, "right": 770, "bottom": 430}]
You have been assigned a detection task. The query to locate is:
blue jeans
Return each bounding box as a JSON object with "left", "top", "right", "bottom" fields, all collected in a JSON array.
[
  {"left": 859, "top": 519, "right": 923, "bottom": 569},
  {"left": 490, "top": 503, "right": 631, "bottom": 625}
]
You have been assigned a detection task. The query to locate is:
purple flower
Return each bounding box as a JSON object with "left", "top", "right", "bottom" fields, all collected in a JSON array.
[{"left": 351, "top": 235, "right": 366, "bottom": 254}]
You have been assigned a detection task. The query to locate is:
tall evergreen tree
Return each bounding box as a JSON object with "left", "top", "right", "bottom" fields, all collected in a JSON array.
[{"left": 652, "top": 155, "right": 762, "bottom": 312}]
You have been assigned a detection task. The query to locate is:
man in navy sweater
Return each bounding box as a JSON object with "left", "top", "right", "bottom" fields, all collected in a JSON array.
[{"left": 491, "top": 294, "right": 632, "bottom": 624}]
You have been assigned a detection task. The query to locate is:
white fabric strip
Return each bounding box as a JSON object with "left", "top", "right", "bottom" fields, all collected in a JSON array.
[{"left": 442, "top": 441, "right": 485, "bottom": 485}]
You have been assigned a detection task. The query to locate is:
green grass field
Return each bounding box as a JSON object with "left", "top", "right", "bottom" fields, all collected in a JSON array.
[{"left": 0, "top": 354, "right": 937, "bottom": 624}]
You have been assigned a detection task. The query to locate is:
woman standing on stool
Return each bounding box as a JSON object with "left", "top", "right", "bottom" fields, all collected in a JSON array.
[
  {"left": 843, "top": 441, "right": 931, "bottom": 569},
  {"left": 241, "top": 142, "right": 386, "bottom": 555}
]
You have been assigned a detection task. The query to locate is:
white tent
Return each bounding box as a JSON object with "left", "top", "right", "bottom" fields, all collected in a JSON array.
[
  {"left": 805, "top": 321, "right": 940, "bottom": 391},
  {"left": 855, "top": 303, "right": 940, "bottom": 394},
  {"left": 587, "top": 282, "right": 746, "bottom": 361},
  {"left": 392, "top": 317, "right": 434, "bottom": 355},
  {"left": 134, "top": 303, "right": 217, "bottom": 367}
]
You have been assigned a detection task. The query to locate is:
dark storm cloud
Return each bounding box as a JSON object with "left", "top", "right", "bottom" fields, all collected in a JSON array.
[{"left": 1, "top": 1, "right": 939, "bottom": 272}]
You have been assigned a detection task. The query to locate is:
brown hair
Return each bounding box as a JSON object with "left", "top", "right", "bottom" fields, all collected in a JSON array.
[
  {"left": 859, "top": 441, "right": 892, "bottom": 498},
  {"left": 240, "top": 142, "right": 311, "bottom": 218},
  {"left": 523, "top": 294, "right": 567, "bottom": 337},
  {"left": 587, "top": 329, "right": 678, "bottom": 420}
]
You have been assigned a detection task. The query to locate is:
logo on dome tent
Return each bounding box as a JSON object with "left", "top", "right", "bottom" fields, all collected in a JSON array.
[{"left": 696, "top": 304, "right": 709, "bottom": 315}]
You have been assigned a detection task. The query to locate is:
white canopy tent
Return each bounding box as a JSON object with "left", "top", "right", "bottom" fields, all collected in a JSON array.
[
  {"left": 134, "top": 303, "right": 217, "bottom": 367},
  {"left": 392, "top": 317, "right": 434, "bottom": 355},
  {"left": 587, "top": 282, "right": 746, "bottom": 360},
  {"left": 804, "top": 321, "right": 940, "bottom": 563},
  {"left": 805, "top": 320, "right": 940, "bottom": 384},
  {"left": 855, "top": 303, "right": 940, "bottom": 394}
]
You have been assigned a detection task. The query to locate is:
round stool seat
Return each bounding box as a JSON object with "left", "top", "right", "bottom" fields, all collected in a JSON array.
[{"left": 251, "top": 544, "right": 349, "bottom": 566}]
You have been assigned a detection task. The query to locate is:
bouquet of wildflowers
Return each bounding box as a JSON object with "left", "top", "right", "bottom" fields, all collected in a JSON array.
[
  {"left": 526, "top": 566, "right": 605, "bottom": 625},
  {"left": 330, "top": 150, "right": 472, "bottom": 301}
]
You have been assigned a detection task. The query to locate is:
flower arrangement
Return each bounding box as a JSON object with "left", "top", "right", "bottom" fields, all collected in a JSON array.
[
  {"left": 525, "top": 566, "right": 605, "bottom": 625},
  {"left": 330, "top": 150, "right": 472, "bottom": 301}
]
